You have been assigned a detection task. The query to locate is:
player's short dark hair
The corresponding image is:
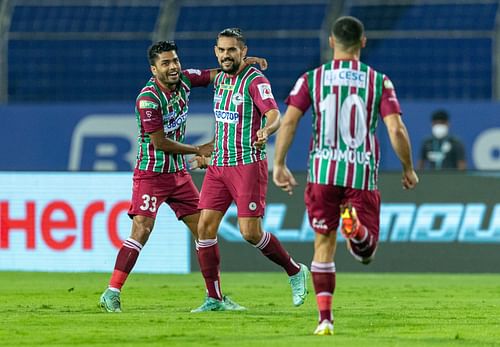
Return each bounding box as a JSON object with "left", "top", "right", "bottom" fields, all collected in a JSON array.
[
  {"left": 331, "top": 16, "right": 364, "bottom": 49},
  {"left": 148, "top": 41, "right": 178, "bottom": 65},
  {"left": 217, "top": 27, "right": 246, "bottom": 46},
  {"left": 432, "top": 110, "right": 449, "bottom": 122}
]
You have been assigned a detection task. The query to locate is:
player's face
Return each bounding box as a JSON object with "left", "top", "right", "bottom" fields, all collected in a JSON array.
[
  {"left": 215, "top": 37, "right": 247, "bottom": 74},
  {"left": 151, "top": 50, "right": 181, "bottom": 89}
]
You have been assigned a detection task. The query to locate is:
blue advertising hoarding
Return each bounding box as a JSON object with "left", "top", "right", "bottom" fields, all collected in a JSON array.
[{"left": 0, "top": 101, "right": 499, "bottom": 171}]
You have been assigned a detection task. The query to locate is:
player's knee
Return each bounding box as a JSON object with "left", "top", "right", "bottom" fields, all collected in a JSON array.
[
  {"left": 240, "top": 229, "right": 260, "bottom": 244},
  {"left": 131, "top": 220, "right": 154, "bottom": 244},
  {"left": 197, "top": 221, "right": 217, "bottom": 239}
]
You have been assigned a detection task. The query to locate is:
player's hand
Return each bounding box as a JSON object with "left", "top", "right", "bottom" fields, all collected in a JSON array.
[
  {"left": 196, "top": 142, "right": 214, "bottom": 157},
  {"left": 273, "top": 164, "right": 298, "bottom": 195},
  {"left": 402, "top": 169, "right": 419, "bottom": 190},
  {"left": 189, "top": 155, "right": 211, "bottom": 170},
  {"left": 254, "top": 128, "right": 269, "bottom": 149},
  {"left": 244, "top": 56, "right": 268, "bottom": 71}
]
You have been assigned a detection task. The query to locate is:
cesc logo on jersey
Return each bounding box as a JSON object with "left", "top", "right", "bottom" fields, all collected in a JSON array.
[{"left": 324, "top": 69, "right": 366, "bottom": 88}]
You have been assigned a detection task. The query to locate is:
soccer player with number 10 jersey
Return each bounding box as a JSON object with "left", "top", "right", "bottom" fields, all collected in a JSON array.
[{"left": 273, "top": 16, "right": 419, "bottom": 335}]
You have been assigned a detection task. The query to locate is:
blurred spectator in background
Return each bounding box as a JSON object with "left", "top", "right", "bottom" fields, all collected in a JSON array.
[{"left": 418, "top": 110, "right": 466, "bottom": 170}]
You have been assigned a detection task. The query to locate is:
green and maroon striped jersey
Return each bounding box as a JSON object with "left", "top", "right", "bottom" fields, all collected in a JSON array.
[
  {"left": 286, "top": 59, "right": 401, "bottom": 190},
  {"left": 135, "top": 69, "right": 210, "bottom": 173},
  {"left": 212, "top": 65, "right": 278, "bottom": 166}
]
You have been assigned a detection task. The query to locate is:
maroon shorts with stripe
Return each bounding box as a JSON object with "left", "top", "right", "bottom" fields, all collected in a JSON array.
[
  {"left": 304, "top": 183, "right": 381, "bottom": 238},
  {"left": 198, "top": 160, "right": 268, "bottom": 217},
  {"left": 128, "top": 168, "right": 200, "bottom": 220}
]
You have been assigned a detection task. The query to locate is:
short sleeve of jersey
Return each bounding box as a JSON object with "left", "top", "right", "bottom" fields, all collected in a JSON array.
[
  {"left": 285, "top": 73, "right": 311, "bottom": 113},
  {"left": 248, "top": 75, "right": 279, "bottom": 115},
  {"left": 136, "top": 96, "right": 163, "bottom": 133},
  {"left": 182, "top": 69, "right": 211, "bottom": 88},
  {"left": 380, "top": 75, "right": 402, "bottom": 118}
]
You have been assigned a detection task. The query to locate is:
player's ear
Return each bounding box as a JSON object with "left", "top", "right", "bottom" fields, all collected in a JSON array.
[
  {"left": 241, "top": 45, "right": 248, "bottom": 57},
  {"left": 214, "top": 45, "right": 219, "bottom": 57},
  {"left": 329, "top": 35, "right": 335, "bottom": 49},
  {"left": 150, "top": 65, "right": 157, "bottom": 77},
  {"left": 361, "top": 35, "right": 367, "bottom": 48}
]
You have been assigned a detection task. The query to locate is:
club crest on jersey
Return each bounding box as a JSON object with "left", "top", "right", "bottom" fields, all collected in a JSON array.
[
  {"left": 231, "top": 92, "right": 244, "bottom": 106},
  {"left": 139, "top": 100, "right": 159, "bottom": 110},
  {"left": 214, "top": 109, "right": 239, "bottom": 124},
  {"left": 324, "top": 69, "right": 366, "bottom": 88},
  {"left": 163, "top": 111, "right": 187, "bottom": 133},
  {"left": 257, "top": 83, "right": 273, "bottom": 100}
]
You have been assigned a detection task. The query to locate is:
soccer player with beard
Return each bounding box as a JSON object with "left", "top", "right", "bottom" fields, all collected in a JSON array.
[
  {"left": 273, "top": 17, "right": 419, "bottom": 334},
  {"left": 99, "top": 41, "right": 267, "bottom": 313},
  {"left": 190, "top": 28, "right": 309, "bottom": 313}
]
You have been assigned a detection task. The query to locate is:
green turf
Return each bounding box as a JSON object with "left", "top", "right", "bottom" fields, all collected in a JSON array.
[{"left": 0, "top": 272, "right": 499, "bottom": 346}]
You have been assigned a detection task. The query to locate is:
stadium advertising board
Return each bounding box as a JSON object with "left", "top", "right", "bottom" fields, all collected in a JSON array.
[
  {"left": 1, "top": 172, "right": 499, "bottom": 273},
  {"left": 188, "top": 172, "right": 500, "bottom": 273},
  {"left": 0, "top": 173, "right": 189, "bottom": 273},
  {"left": 0, "top": 101, "right": 499, "bottom": 171}
]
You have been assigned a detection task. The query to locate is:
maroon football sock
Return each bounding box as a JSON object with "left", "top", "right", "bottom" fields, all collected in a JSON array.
[
  {"left": 109, "top": 238, "right": 143, "bottom": 290},
  {"left": 255, "top": 232, "right": 300, "bottom": 276},
  {"left": 197, "top": 239, "right": 222, "bottom": 300},
  {"left": 311, "top": 261, "right": 336, "bottom": 322}
]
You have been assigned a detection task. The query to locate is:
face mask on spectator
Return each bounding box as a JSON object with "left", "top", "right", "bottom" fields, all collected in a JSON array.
[{"left": 432, "top": 124, "right": 448, "bottom": 139}]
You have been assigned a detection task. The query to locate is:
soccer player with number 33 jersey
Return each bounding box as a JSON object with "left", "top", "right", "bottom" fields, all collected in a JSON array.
[
  {"left": 273, "top": 17, "right": 419, "bottom": 335},
  {"left": 99, "top": 41, "right": 267, "bottom": 313}
]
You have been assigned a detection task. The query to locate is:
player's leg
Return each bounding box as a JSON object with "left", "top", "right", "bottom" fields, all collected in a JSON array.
[
  {"left": 305, "top": 182, "right": 343, "bottom": 335},
  {"left": 191, "top": 209, "right": 230, "bottom": 312},
  {"left": 100, "top": 170, "right": 167, "bottom": 312},
  {"left": 311, "top": 232, "right": 337, "bottom": 335},
  {"left": 100, "top": 215, "right": 155, "bottom": 312},
  {"left": 191, "top": 166, "right": 236, "bottom": 312},
  {"left": 229, "top": 160, "right": 307, "bottom": 306},
  {"left": 238, "top": 216, "right": 308, "bottom": 306},
  {"left": 341, "top": 189, "right": 381, "bottom": 264}
]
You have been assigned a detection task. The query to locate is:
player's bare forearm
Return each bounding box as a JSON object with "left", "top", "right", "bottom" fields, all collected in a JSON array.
[
  {"left": 150, "top": 131, "right": 212, "bottom": 156},
  {"left": 263, "top": 109, "right": 281, "bottom": 136},
  {"left": 274, "top": 106, "right": 303, "bottom": 166},
  {"left": 384, "top": 114, "right": 414, "bottom": 171}
]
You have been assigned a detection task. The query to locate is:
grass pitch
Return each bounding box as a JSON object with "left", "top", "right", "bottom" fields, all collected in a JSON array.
[{"left": 0, "top": 272, "right": 499, "bottom": 347}]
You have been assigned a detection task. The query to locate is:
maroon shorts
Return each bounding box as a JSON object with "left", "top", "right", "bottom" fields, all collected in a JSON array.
[
  {"left": 128, "top": 168, "right": 200, "bottom": 220},
  {"left": 198, "top": 160, "right": 268, "bottom": 217},
  {"left": 304, "top": 183, "right": 381, "bottom": 238}
]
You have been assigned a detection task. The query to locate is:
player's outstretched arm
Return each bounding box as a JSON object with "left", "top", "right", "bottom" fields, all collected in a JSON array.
[
  {"left": 150, "top": 129, "right": 213, "bottom": 157},
  {"left": 383, "top": 114, "right": 419, "bottom": 190},
  {"left": 272, "top": 105, "right": 303, "bottom": 195}
]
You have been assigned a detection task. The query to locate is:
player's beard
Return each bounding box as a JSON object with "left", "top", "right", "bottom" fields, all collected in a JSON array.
[
  {"left": 220, "top": 58, "right": 240, "bottom": 74},
  {"left": 158, "top": 71, "right": 180, "bottom": 90}
]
